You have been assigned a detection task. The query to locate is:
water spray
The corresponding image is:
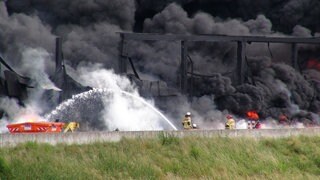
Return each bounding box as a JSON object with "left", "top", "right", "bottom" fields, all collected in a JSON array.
[
  {"left": 119, "top": 89, "right": 177, "bottom": 130},
  {"left": 45, "top": 88, "right": 178, "bottom": 131}
]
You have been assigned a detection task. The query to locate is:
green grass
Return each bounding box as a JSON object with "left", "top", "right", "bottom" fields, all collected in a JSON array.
[{"left": 1, "top": 135, "right": 320, "bottom": 179}]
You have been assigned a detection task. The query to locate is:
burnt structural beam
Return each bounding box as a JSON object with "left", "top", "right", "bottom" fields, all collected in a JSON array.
[
  {"left": 237, "top": 41, "right": 246, "bottom": 85},
  {"left": 55, "top": 37, "right": 63, "bottom": 73},
  {"left": 180, "top": 41, "right": 188, "bottom": 93},
  {"left": 120, "top": 32, "right": 320, "bottom": 72},
  {"left": 120, "top": 33, "right": 320, "bottom": 44},
  {"left": 54, "top": 37, "right": 67, "bottom": 103},
  {"left": 291, "top": 43, "right": 298, "bottom": 70},
  {"left": 118, "top": 34, "right": 127, "bottom": 74},
  {"left": 118, "top": 32, "right": 320, "bottom": 87}
]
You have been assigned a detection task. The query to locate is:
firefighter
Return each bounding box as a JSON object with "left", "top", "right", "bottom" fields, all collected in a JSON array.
[
  {"left": 248, "top": 120, "right": 259, "bottom": 129},
  {"left": 246, "top": 111, "right": 259, "bottom": 129},
  {"left": 279, "top": 114, "right": 289, "bottom": 125},
  {"left": 182, "top": 112, "right": 193, "bottom": 130},
  {"left": 63, "top": 122, "right": 80, "bottom": 133},
  {"left": 254, "top": 120, "right": 262, "bottom": 129},
  {"left": 225, "top": 115, "right": 236, "bottom": 129}
]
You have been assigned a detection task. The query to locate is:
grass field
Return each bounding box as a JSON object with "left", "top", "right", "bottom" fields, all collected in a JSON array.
[{"left": 1, "top": 133, "right": 320, "bottom": 179}]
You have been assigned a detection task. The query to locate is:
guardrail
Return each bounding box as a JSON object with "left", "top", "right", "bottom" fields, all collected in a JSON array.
[{"left": 1, "top": 128, "right": 320, "bottom": 147}]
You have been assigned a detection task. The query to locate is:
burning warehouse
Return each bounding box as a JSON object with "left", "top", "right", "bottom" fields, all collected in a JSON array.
[
  {"left": 119, "top": 32, "right": 320, "bottom": 126},
  {"left": 0, "top": 56, "right": 34, "bottom": 110},
  {"left": 1, "top": 1, "right": 320, "bottom": 131},
  {"left": 0, "top": 37, "right": 91, "bottom": 120}
]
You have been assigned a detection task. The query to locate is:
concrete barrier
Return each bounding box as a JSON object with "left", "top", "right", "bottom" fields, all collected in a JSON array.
[{"left": 1, "top": 128, "right": 320, "bottom": 147}]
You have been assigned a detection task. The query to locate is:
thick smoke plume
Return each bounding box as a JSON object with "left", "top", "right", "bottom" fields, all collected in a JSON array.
[
  {"left": 130, "top": 3, "right": 320, "bottom": 125},
  {"left": 1, "top": 1, "right": 320, "bottom": 131}
]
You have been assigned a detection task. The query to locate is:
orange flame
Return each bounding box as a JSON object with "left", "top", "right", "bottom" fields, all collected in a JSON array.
[
  {"left": 279, "top": 114, "right": 288, "bottom": 121},
  {"left": 246, "top": 111, "right": 259, "bottom": 120},
  {"left": 16, "top": 114, "right": 45, "bottom": 123},
  {"left": 306, "top": 58, "right": 320, "bottom": 71}
]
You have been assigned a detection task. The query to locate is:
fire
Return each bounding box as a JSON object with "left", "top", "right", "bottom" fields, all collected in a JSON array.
[
  {"left": 246, "top": 111, "right": 259, "bottom": 120},
  {"left": 16, "top": 114, "right": 46, "bottom": 123},
  {"left": 306, "top": 58, "right": 320, "bottom": 71}
]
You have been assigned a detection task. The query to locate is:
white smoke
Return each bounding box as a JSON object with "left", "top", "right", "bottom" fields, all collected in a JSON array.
[
  {"left": 19, "top": 48, "right": 59, "bottom": 91},
  {"left": 0, "top": 48, "right": 56, "bottom": 133},
  {"left": 0, "top": 97, "right": 47, "bottom": 122},
  {"left": 0, "top": 97, "right": 47, "bottom": 133},
  {"left": 236, "top": 119, "right": 248, "bottom": 129},
  {"left": 0, "top": 119, "right": 8, "bottom": 133},
  {"left": 77, "top": 64, "right": 176, "bottom": 131},
  {"left": 189, "top": 95, "right": 225, "bottom": 129},
  {"left": 19, "top": 48, "right": 60, "bottom": 114}
]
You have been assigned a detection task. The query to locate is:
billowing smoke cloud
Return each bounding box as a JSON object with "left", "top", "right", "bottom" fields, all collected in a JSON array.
[
  {"left": 6, "top": 0, "right": 135, "bottom": 30},
  {"left": 129, "top": 3, "right": 320, "bottom": 124},
  {"left": 140, "top": 0, "right": 320, "bottom": 33},
  {"left": 0, "top": 2, "right": 55, "bottom": 65},
  {"left": 4, "top": 0, "right": 136, "bottom": 71},
  {"left": 58, "top": 23, "right": 121, "bottom": 68},
  {"left": 1, "top": 0, "right": 320, "bottom": 132},
  {"left": 19, "top": 48, "right": 57, "bottom": 90}
]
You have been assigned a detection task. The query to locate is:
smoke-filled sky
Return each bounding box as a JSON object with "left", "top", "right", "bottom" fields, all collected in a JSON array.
[{"left": 1, "top": 0, "right": 320, "bottom": 130}]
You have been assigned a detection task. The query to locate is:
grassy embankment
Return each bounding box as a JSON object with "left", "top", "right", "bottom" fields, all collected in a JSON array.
[{"left": 1, "top": 134, "right": 320, "bottom": 179}]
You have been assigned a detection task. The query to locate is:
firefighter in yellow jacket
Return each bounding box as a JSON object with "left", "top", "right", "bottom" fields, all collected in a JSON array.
[
  {"left": 63, "top": 122, "right": 80, "bottom": 133},
  {"left": 182, "top": 112, "right": 193, "bottom": 130},
  {"left": 225, "top": 114, "right": 236, "bottom": 129}
]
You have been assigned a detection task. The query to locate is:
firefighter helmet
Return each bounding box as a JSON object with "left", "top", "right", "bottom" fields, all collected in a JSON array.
[
  {"left": 192, "top": 123, "right": 197, "bottom": 128},
  {"left": 226, "top": 114, "right": 233, "bottom": 119},
  {"left": 186, "top": 112, "right": 191, "bottom": 116}
]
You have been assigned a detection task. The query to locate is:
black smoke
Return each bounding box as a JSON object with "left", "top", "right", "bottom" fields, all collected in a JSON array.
[
  {"left": 136, "top": 0, "right": 320, "bottom": 34},
  {"left": 132, "top": 2, "right": 320, "bottom": 124},
  {"left": 1, "top": 0, "right": 320, "bottom": 129}
]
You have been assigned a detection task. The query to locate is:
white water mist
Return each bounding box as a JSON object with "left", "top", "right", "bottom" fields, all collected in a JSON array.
[
  {"left": 63, "top": 65, "right": 178, "bottom": 131},
  {"left": 45, "top": 87, "right": 177, "bottom": 130}
]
